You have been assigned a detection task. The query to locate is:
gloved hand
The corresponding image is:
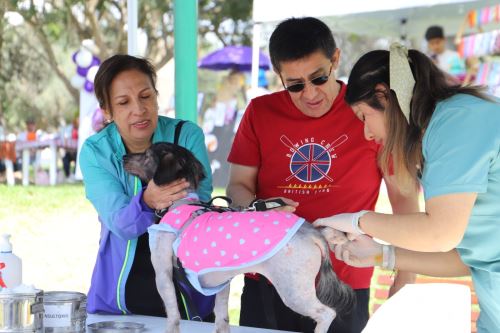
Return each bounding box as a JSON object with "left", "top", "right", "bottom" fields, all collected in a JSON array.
[
  {"left": 334, "top": 235, "right": 395, "bottom": 269},
  {"left": 313, "top": 211, "right": 370, "bottom": 237}
]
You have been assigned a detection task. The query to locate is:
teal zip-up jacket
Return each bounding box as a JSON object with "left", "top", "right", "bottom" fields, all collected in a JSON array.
[{"left": 79, "top": 116, "right": 212, "bottom": 314}]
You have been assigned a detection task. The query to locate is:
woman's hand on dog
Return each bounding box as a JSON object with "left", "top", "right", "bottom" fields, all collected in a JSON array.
[{"left": 143, "top": 178, "right": 190, "bottom": 210}]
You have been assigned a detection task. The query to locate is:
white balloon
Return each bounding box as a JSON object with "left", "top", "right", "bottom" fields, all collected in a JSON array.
[
  {"left": 70, "top": 74, "right": 86, "bottom": 90},
  {"left": 86, "top": 65, "right": 99, "bottom": 83},
  {"left": 75, "top": 48, "right": 93, "bottom": 68}
]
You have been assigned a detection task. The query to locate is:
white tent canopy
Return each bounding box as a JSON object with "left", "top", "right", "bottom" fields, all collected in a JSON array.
[
  {"left": 250, "top": 0, "right": 500, "bottom": 87},
  {"left": 253, "top": 0, "right": 499, "bottom": 38}
]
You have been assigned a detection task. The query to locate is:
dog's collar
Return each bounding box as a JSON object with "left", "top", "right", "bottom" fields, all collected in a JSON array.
[{"left": 154, "top": 194, "right": 200, "bottom": 221}]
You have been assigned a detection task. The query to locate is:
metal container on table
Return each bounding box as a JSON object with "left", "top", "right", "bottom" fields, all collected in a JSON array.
[
  {"left": 87, "top": 321, "right": 144, "bottom": 333},
  {"left": 42, "top": 292, "right": 86, "bottom": 333},
  {"left": 0, "top": 289, "right": 44, "bottom": 333}
]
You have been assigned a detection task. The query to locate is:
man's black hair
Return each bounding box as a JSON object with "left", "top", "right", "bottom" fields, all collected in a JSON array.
[
  {"left": 425, "top": 25, "right": 444, "bottom": 41},
  {"left": 269, "top": 17, "right": 336, "bottom": 72}
]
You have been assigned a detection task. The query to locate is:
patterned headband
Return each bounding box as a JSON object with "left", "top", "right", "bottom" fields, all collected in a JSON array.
[{"left": 389, "top": 43, "right": 415, "bottom": 123}]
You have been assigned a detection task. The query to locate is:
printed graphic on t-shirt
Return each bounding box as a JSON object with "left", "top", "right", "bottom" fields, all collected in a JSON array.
[{"left": 278, "top": 134, "right": 348, "bottom": 195}]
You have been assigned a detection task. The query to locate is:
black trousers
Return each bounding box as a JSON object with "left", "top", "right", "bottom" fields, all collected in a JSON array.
[{"left": 239, "top": 276, "right": 369, "bottom": 333}]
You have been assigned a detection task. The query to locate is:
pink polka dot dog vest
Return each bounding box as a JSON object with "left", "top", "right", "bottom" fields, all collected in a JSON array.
[{"left": 148, "top": 203, "right": 305, "bottom": 296}]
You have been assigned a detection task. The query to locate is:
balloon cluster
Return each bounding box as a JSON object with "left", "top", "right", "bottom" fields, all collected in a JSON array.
[{"left": 70, "top": 48, "right": 100, "bottom": 93}]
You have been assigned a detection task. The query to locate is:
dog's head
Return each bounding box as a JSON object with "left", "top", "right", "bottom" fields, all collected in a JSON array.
[{"left": 123, "top": 142, "right": 206, "bottom": 189}]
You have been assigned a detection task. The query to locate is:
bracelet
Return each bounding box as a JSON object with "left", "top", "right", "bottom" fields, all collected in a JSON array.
[
  {"left": 382, "top": 244, "right": 396, "bottom": 270},
  {"left": 352, "top": 210, "right": 370, "bottom": 235}
]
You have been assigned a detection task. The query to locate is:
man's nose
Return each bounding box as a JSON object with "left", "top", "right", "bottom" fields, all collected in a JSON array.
[{"left": 301, "top": 81, "right": 319, "bottom": 99}]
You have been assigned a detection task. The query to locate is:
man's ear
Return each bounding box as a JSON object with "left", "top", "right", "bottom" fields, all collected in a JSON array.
[{"left": 332, "top": 48, "right": 341, "bottom": 71}]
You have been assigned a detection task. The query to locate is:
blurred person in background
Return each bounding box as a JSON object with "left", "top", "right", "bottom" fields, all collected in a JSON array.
[
  {"left": 62, "top": 117, "right": 79, "bottom": 181},
  {"left": 15, "top": 118, "right": 39, "bottom": 172},
  {"left": 425, "top": 25, "right": 466, "bottom": 80}
]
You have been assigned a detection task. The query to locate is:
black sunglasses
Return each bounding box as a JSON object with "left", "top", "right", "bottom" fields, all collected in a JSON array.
[{"left": 282, "top": 64, "right": 334, "bottom": 93}]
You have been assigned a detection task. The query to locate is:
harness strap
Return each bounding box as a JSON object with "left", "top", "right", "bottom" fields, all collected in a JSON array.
[{"left": 250, "top": 198, "right": 288, "bottom": 211}]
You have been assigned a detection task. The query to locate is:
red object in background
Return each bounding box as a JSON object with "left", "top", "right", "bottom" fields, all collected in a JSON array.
[
  {"left": 71, "top": 127, "right": 78, "bottom": 140},
  {"left": 0, "top": 262, "right": 6, "bottom": 288},
  {"left": 26, "top": 131, "right": 36, "bottom": 141}
]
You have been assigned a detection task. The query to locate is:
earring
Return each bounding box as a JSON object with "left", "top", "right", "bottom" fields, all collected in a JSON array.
[{"left": 104, "top": 118, "right": 113, "bottom": 124}]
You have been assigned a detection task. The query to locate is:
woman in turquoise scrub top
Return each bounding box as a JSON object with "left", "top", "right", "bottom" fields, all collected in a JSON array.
[{"left": 314, "top": 45, "right": 500, "bottom": 333}]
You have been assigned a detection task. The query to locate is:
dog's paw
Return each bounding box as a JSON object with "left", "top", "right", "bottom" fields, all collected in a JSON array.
[
  {"left": 213, "top": 317, "right": 230, "bottom": 333},
  {"left": 165, "top": 318, "right": 181, "bottom": 333},
  {"left": 320, "top": 227, "right": 348, "bottom": 247},
  {"left": 213, "top": 324, "right": 231, "bottom": 333}
]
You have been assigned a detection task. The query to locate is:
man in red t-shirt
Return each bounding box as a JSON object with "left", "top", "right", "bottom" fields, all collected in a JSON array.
[{"left": 227, "top": 17, "right": 419, "bottom": 333}]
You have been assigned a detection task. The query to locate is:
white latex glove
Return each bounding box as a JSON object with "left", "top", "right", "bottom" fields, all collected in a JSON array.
[
  {"left": 313, "top": 211, "right": 370, "bottom": 236},
  {"left": 334, "top": 234, "right": 391, "bottom": 268}
]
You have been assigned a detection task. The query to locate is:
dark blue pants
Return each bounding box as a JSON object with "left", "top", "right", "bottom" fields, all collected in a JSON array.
[{"left": 239, "top": 276, "right": 369, "bottom": 333}]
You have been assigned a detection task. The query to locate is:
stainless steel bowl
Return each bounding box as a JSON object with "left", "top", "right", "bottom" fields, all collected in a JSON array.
[
  {"left": 87, "top": 321, "right": 144, "bottom": 333},
  {"left": 0, "top": 289, "right": 44, "bottom": 333}
]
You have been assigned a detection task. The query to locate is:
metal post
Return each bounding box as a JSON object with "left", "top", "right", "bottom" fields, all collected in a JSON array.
[
  {"left": 251, "top": 23, "right": 262, "bottom": 90},
  {"left": 127, "top": 0, "right": 139, "bottom": 55},
  {"left": 174, "top": 0, "right": 198, "bottom": 123}
]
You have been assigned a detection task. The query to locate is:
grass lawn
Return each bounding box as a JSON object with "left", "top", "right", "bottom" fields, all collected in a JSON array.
[
  {"left": 0, "top": 183, "right": 425, "bottom": 326},
  {"left": 0, "top": 184, "right": 244, "bottom": 324}
]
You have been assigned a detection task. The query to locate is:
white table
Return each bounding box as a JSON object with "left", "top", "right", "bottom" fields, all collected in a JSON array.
[
  {"left": 14, "top": 138, "right": 78, "bottom": 186},
  {"left": 86, "top": 314, "right": 296, "bottom": 333},
  {"left": 83, "top": 283, "right": 474, "bottom": 333},
  {"left": 362, "top": 283, "right": 471, "bottom": 333}
]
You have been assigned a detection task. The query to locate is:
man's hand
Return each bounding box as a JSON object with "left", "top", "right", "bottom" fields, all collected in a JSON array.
[
  {"left": 263, "top": 197, "right": 298, "bottom": 212},
  {"left": 143, "top": 178, "right": 190, "bottom": 210}
]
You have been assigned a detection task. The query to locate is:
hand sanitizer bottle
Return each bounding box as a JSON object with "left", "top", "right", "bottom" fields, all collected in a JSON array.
[{"left": 0, "top": 234, "right": 22, "bottom": 289}]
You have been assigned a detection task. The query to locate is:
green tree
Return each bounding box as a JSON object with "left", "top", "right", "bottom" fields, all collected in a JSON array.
[{"left": 1, "top": 0, "right": 252, "bottom": 130}]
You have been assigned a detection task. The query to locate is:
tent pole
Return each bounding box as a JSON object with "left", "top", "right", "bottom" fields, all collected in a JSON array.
[
  {"left": 251, "top": 22, "right": 262, "bottom": 90},
  {"left": 174, "top": 0, "right": 198, "bottom": 123},
  {"left": 127, "top": 0, "right": 138, "bottom": 56}
]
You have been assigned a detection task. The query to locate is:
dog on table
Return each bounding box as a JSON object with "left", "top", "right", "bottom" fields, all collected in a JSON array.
[{"left": 123, "top": 142, "right": 354, "bottom": 333}]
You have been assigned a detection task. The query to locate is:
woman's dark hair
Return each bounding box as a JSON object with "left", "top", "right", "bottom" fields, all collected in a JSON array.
[
  {"left": 345, "top": 49, "right": 488, "bottom": 192},
  {"left": 269, "top": 17, "right": 336, "bottom": 72},
  {"left": 94, "top": 54, "right": 158, "bottom": 112}
]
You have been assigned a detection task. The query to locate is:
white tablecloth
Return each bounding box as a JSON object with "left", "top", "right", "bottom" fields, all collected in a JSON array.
[
  {"left": 362, "top": 283, "right": 471, "bottom": 333},
  {"left": 86, "top": 313, "right": 295, "bottom": 333},
  {"left": 85, "top": 283, "right": 472, "bottom": 332}
]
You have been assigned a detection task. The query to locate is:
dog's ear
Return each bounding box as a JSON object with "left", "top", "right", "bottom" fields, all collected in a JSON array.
[
  {"left": 177, "top": 146, "right": 206, "bottom": 190},
  {"left": 123, "top": 148, "right": 159, "bottom": 183},
  {"left": 152, "top": 150, "right": 179, "bottom": 186}
]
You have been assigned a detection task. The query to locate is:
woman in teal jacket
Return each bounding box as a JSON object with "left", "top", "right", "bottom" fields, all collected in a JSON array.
[{"left": 79, "top": 55, "right": 213, "bottom": 317}]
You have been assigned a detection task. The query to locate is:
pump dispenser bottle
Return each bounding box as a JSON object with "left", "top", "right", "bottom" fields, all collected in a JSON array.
[{"left": 0, "top": 234, "right": 22, "bottom": 289}]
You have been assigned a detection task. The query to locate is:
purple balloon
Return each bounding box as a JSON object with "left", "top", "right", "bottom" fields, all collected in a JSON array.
[
  {"left": 84, "top": 80, "right": 94, "bottom": 92},
  {"left": 77, "top": 66, "right": 89, "bottom": 77},
  {"left": 72, "top": 51, "right": 78, "bottom": 63},
  {"left": 91, "top": 56, "right": 101, "bottom": 67},
  {"left": 91, "top": 108, "right": 105, "bottom": 132}
]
